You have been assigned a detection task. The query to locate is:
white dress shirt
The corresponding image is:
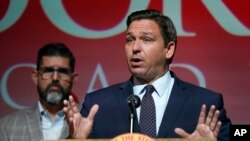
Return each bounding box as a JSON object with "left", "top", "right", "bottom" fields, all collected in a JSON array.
[
  {"left": 38, "top": 102, "right": 65, "bottom": 140},
  {"left": 133, "top": 71, "right": 174, "bottom": 134}
]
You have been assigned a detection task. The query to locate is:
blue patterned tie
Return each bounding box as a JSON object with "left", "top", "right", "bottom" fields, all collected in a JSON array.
[{"left": 139, "top": 85, "right": 156, "bottom": 138}]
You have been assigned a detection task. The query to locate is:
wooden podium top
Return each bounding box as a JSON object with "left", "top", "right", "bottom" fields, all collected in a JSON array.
[{"left": 41, "top": 133, "right": 216, "bottom": 141}]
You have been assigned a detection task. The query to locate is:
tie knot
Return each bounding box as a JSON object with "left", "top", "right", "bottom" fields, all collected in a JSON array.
[{"left": 145, "top": 85, "right": 154, "bottom": 96}]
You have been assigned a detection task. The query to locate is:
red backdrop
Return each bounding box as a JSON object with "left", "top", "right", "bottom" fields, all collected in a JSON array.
[{"left": 0, "top": 0, "right": 249, "bottom": 124}]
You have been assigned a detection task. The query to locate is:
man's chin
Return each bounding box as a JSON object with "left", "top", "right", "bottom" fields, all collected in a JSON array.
[
  {"left": 46, "top": 92, "right": 63, "bottom": 105},
  {"left": 47, "top": 100, "right": 62, "bottom": 105},
  {"left": 132, "top": 71, "right": 148, "bottom": 79}
]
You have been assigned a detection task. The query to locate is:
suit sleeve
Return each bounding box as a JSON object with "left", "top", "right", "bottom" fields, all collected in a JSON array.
[{"left": 216, "top": 94, "right": 231, "bottom": 141}]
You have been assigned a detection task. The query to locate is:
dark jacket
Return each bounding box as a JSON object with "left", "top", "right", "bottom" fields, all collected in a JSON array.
[{"left": 81, "top": 71, "right": 231, "bottom": 140}]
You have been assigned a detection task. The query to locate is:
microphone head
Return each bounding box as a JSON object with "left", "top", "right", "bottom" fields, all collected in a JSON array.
[{"left": 127, "top": 95, "right": 141, "bottom": 108}]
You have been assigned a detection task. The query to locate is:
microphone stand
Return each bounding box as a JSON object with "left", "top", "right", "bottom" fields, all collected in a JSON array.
[
  {"left": 127, "top": 95, "right": 140, "bottom": 134},
  {"left": 129, "top": 102, "right": 136, "bottom": 133}
]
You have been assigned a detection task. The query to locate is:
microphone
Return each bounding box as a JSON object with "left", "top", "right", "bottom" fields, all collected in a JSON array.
[{"left": 127, "top": 95, "right": 141, "bottom": 133}]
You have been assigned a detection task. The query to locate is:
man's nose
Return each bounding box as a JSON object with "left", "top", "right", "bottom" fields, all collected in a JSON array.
[
  {"left": 132, "top": 40, "right": 141, "bottom": 53},
  {"left": 51, "top": 71, "right": 59, "bottom": 81}
]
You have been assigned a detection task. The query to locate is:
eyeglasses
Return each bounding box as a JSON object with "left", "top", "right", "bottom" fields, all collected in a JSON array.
[{"left": 38, "top": 67, "right": 75, "bottom": 80}]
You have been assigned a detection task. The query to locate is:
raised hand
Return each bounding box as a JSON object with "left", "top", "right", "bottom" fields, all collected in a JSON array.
[
  {"left": 175, "top": 104, "right": 221, "bottom": 139},
  {"left": 63, "top": 95, "right": 99, "bottom": 139}
]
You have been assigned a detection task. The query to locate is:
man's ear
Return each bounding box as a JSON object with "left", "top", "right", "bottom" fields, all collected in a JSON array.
[
  {"left": 31, "top": 70, "right": 38, "bottom": 85},
  {"left": 72, "top": 73, "right": 79, "bottom": 84},
  {"left": 165, "top": 41, "right": 176, "bottom": 59}
]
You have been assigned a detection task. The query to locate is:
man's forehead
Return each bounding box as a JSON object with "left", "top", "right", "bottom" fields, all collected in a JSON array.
[
  {"left": 127, "top": 20, "right": 160, "bottom": 34},
  {"left": 40, "top": 56, "right": 70, "bottom": 66}
]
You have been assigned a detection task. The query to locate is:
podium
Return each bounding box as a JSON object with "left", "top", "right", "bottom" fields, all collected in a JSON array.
[{"left": 42, "top": 133, "right": 216, "bottom": 141}]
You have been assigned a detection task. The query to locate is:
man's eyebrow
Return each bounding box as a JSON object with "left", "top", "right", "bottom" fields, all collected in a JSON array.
[
  {"left": 142, "top": 32, "right": 154, "bottom": 36},
  {"left": 126, "top": 32, "right": 133, "bottom": 36},
  {"left": 39, "top": 67, "right": 70, "bottom": 69},
  {"left": 126, "top": 32, "right": 154, "bottom": 36}
]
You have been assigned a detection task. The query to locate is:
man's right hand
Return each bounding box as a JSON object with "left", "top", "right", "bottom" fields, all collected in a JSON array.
[{"left": 63, "top": 95, "right": 99, "bottom": 139}]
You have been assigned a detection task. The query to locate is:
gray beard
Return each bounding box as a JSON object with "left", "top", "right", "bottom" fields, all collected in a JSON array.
[{"left": 46, "top": 91, "right": 63, "bottom": 105}]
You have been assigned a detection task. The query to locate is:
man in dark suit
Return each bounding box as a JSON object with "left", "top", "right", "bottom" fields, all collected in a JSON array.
[
  {"left": 0, "top": 43, "right": 78, "bottom": 141},
  {"left": 64, "top": 9, "right": 231, "bottom": 140}
]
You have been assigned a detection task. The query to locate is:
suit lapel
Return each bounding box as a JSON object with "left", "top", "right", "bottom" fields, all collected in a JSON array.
[
  {"left": 26, "top": 103, "right": 43, "bottom": 141},
  {"left": 26, "top": 103, "right": 69, "bottom": 140},
  {"left": 117, "top": 79, "right": 141, "bottom": 133},
  {"left": 118, "top": 74, "right": 190, "bottom": 136},
  {"left": 157, "top": 73, "right": 190, "bottom": 137}
]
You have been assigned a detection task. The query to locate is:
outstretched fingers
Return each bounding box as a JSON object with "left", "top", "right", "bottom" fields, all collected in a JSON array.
[
  {"left": 175, "top": 128, "right": 190, "bottom": 138},
  {"left": 174, "top": 104, "right": 222, "bottom": 139},
  {"left": 198, "top": 104, "right": 207, "bottom": 124},
  {"left": 87, "top": 104, "right": 99, "bottom": 121},
  {"left": 209, "top": 109, "right": 220, "bottom": 131},
  {"left": 197, "top": 104, "right": 221, "bottom": 138},
  {"left": 63, "top": 95, "right": 79, "bottom": 122},
  {"left": 213, "top": 121, "right": 222, "bottom": 137},
  {"left": 205, "top": 105, "right": 215, "bottom": 125}
]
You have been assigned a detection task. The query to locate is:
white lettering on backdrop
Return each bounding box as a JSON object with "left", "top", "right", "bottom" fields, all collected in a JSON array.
[
  {"left": 1, "top": 63, "right": 205, "bottom": 109},
  {"left": 0, "top": 64, "right": 36, "bottom": 109},
  {"left": 40, "top": 0, "right": 150, "bottom": 38},
  {"left": 40, "top": 0, "right": 250, "bottom": 37},
  {"left": 0, "top": 0, "right": 247, "bottom": 109},
  {"left": 164, "top": 0, "right": 250, "bottom": 36},
  {"left": 1, "top": 0, "right": 249, "bottom": 36},
  {"left": 202, "top": 0, "right": 250, "bottom": 36},
  {"left": 87, "top": 63, "right": 109, "bottom": 93},
  {"left": 0, "top": 0, "right": 28, "bottom": 32}
]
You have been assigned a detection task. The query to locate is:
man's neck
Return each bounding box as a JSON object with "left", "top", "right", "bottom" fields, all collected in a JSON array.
[
  {"left": 40, "top": 100, "right": 63, "bottom": 118},
  {"left": 133, "top": 70, "right": 169, "bottom": 85}
]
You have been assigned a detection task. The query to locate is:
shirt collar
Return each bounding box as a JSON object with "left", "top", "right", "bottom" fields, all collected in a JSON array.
[
  {"left": 133, "top": 71, "right": 172, "bottom": 97},
  {"left": 38, "top": 101, "right": 65, "bottom": 118}
]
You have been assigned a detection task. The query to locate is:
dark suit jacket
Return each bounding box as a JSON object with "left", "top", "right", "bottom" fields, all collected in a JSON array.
[
  {"left": 81, "top": 72, "right": 231, "bottom": 140},
  {"left": 0, "top": 103, "right": 69, "bottom": 141}
]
